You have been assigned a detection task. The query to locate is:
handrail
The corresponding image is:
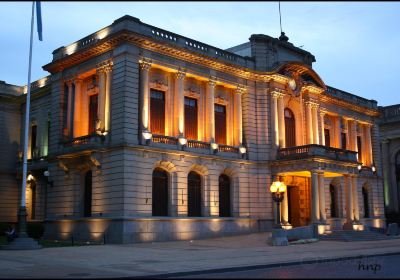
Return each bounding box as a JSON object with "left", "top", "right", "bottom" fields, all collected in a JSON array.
[{"left": 278, "top": 144, "right": 358, "bottom": 162}]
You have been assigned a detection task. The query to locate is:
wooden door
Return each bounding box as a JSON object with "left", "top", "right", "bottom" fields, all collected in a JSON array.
[
  {"left": 152, "top": 168, "right": 168, "bottom": 216},
  {"left": 219, "top": 175, "right": 231, "bottom": 217},
  {"left": 284, "top": 108, "right": 296, "bottom": 147},
  {"left": 150, "top": 89, "right": 165, "bottom": 135},
  {"left": 89, "top": 94, "right": 98, "bottom": 134},
  {"left": 188, "top": 171, "right": 201, "bottom": 217},
  {"left": 185, "top": 97, "right": 198, "bottom": 140},
  {"left": 214, "top": 104, "right": 226, "bottom": 144},
  {"left": 288, "top": 186, "right": 301, "bottom": 227}
]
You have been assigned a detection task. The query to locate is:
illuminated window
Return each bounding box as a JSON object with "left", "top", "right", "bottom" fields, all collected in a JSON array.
[
  {"left": 150, "top": 89, "right": 165, "bottom": 135},
  {"left": 215, "top": 104, "right": 226, "bottom": 144},
  {"left": 184, "top": 97, "right": 198, "bottom": 140},
  {"left": 88, "top": 94, "right": 98, "bottom": 134}
]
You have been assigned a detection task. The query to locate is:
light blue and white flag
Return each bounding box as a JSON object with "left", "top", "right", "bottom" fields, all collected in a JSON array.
[{"left": 36, "top": 1, "right": 42, "bottom": 41}]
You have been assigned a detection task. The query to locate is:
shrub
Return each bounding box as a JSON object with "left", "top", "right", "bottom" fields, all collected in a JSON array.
[{"left": 27, "top": 222, "right": 44, "bottom": 239}]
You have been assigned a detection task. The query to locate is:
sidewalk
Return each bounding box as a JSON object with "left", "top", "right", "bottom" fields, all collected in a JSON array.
[{"left": 1, "top": 232, "right": 400, "bottom": 279}]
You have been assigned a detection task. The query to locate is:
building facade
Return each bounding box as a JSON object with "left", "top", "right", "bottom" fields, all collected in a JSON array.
[
  {"left": 379, "top": 104, "right": 400, "bottom": 216},
  {"left": 0, "top": 15, "right": 386, "bottom": 243}
]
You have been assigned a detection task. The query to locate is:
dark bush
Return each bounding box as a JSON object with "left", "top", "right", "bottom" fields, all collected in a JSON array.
[
  {"left": 26, "top": 222, "right": 44, "bottom": 239},
  {"left": 0, "top": 222, "right": 10, "bottom": 236}
]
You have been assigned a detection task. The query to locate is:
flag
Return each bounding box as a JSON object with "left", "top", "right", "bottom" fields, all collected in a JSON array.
[{"left": 36, "top": 1, "right": 42, "bottom": 41}]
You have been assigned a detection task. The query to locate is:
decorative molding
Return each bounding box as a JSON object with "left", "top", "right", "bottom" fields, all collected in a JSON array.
[{"left": 139, "top": 59, "right": 152, "bottom": 71}]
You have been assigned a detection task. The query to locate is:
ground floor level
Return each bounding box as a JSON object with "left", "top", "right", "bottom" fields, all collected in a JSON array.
[{"left": 0, "top": 146, "right": 387, "bottom": 243}]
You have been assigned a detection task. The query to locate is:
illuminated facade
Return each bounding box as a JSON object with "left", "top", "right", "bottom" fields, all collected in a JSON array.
[{"left": 0, "top": 15, "right": 386, "bottom": 243}]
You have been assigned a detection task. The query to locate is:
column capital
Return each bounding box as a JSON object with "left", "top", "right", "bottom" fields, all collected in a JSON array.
[
  {"left": 139, "top": 59, "right": 152, "bottom": 71},
  {"left": 208, "top": 76, "right": 217, "bottom": 87},
  {"left": 235, "top": 85, "right": 246, "bottom": 95},
  {"left": 319, "top": 107, "right": 327, "bottom": 116},
  {"left": 96, "top": 60, "right": 113, "bottom": 74},
  {"left": 270, "top": 88, "right": 285, "bottom": 98},
  {"left": 175, "top": 68, "right": 186, "bottom": 80}
]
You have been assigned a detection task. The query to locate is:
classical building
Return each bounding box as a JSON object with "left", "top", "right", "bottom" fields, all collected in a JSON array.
[
  {"left": 379, "top": 104, "right": 400, "bottom": 216},
  {"left": 0, "top": 15, "right": 386, "bottom": 243}
]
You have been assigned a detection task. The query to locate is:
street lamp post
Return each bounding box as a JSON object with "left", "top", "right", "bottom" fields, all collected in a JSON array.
[{"left": 270, "top": 180, "right": 287, "bottom": 229}]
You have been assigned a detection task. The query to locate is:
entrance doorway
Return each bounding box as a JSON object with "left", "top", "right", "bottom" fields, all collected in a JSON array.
[{"left": 287, "top": 183, "right": 311, "bottom": 227}]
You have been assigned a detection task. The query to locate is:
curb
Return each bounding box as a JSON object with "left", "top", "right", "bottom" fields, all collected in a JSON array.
[{"left": 125, "top": 251, "right": 400, "bottom": 279}]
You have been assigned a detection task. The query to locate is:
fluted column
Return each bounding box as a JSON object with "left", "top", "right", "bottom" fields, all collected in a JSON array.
[
  {"left": 320, "top": 109, "right": 326, "bottom": 146},
  {"left": 318, "top": 172, "right": 326, "bottom": 222},
  {"left": 175, "top": 69, "right": 186, "bottom": 137},
  {"left": 66, "top": 80, "right": 74, "bottom": 138},
  {"left": 207, "top": 77, "right": 216, "bottom": 142},
  {"left": 139, "top": 60, "right": 151, "bottom": 132},
  {"left": 335, "top": 116, "right": 341, "bottom": 148},
  {"left": 97, "top": 66, "right": 106, "bottom": 132},
  {"left": 312, "top": 104, "right": 319, "bottom": 145},
  {"left": 351, "top": 119, "right": 358, "bottom": 153},
  {"left": 311, "top": 171, "right": 320, "bottom": 223},
  {"left": 270, "top": 91, "right": 280, "bottom": 151},
  {"left": 305, "top": 102, "right": 313, "bottom": 144},
  {"left": 344, "top": 174, "right": 354, "bottom": 223},
  {"left": 73, "top": 78, "right": 82, "bottom": 137},
  {"left": 365, "top": 124, "right": 373, "bottom": 166},
  {"left": 277, "top": 93, "right": 285, "bottom": 148},
  {"left": 351, "top": 175, "right": 360, "bottom": 222},
  {"left": 234, "top": 86, "right": 244, "bottom": 146},
  {"left": 282, "top": 185, "right": 289, "bottom": 225},
  {"left": 104, "top": 63, "right": 113, "bottom": 133}
]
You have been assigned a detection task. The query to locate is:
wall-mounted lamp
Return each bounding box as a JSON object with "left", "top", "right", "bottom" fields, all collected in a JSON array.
[
  {"left": 178, "top": 136, "right": 187, "bottom": 151},
  {"left": 211, "top": 142, "right": 218, "bottom": 154},
  {"left": 239, "top": 145, "right": 246, "bottom": 158},
  {"left": 44, "top": 170, "right": 53, "bottom": 187},
  {"left": 357, "top": 164, "right": 362, "bottom": 173},
  {"left": 371, "top": 164, "right": 376, "bottom": 174},
  {"left": 27, "top": 174, "right": 35, "bottom": 183},
  {"left": 142, "top": 130, "right": 152, "bottom": 145}
]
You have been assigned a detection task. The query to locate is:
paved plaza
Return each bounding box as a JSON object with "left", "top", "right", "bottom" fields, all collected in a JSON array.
[{"left": 1, "top": 232, "right": 400, "bottom": 278}]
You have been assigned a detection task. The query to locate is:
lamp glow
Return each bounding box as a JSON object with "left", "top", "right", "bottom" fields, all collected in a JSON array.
[
  {"left": 239, "top": 146, "right": 246, "bottom": 154},
  {"left": 27, "top": 174, "right": 34, "bottom": 182},
  {"left": 357, "top": 164, "right": 362, "bottom": 172},
  {"left": 142, "top": 130, "right": 152, "bottom": 140},
  {"left": 178, "top": 137, "right": 187, "bottom": 146},
  {"left": 211, "top": 142, "right": 218, "bottom": 150}
]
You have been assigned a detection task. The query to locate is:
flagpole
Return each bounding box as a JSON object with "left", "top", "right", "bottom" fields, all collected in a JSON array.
[{"left": 2, "top": 1, "right": 41, "bottom": 250}]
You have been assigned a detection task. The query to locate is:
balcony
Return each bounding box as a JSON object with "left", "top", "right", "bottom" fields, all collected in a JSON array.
[
  {"left": 277, "top": 144, "right": 358, "bottom": 163},
  {"left": 150, "top": 134, "right": 243, "bottom": 157},
  {"left": 61, "top": 134, "right": 105, "bottom": 154}
]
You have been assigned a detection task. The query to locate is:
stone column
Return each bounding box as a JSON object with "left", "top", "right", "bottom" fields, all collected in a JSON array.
[
  {"left": 104, "top": 63, "right": 113, "bottom": 133},
  {"left": 312, "top": 104, "right": 319, "bottom": 145},
  {"left": 320, "top": 109, "right": 326, "bottom": 146},
  {"left": 282, "top": 185, "right": 289, "bottom": 225},
  {"left": 351, "top": 119, "right": 358, "bottom": 153},
  {"left": 318, "top": 172, "right": 326, "bottom": 222},
  {"left": 270, "top": 91, "right": 280, "bottom": 152},
  {"left": 139, "top": 60, "right": 151, "bottom": 131},
  {"left": 66, "top": 80, "right": 74, "bottom": 138},
  {"left": 277, "top": 94, "right": 285, "bottom": 148},
  {"left": 73, "top": 78, "right": 82, "bottom": 138},
  {"left": 97, "top": 66, "right": 106, "bottom": 132},
  {"left": 342, "top": 117, "right": 349, "bottom": 149},
  {"left": 234, "top": 86, "right": 244, "bottom": 146},
  {"left": 351, "top": 175, "right": 360, "bottom": 222},
  {"left": 344, "top": 174, "right": 354, "bottom": 224},
  {"left": 175, "top": 69, "right": 186, "bottom": 137},
  {"left": 335, "top": 116, "right": 342, "bottom": 148},
  {"left": 207, "top": 77, "right": 216, "bottom": 142},
  {"left": 305, "top": 102, "right": 313, "bottom": 144},
  {"left": 311, "top": 170, "right": 320, "bottom": 223},
  {"left": 365, "top": 124, "right": 373, "bottom": 166},
  {"left": 382, "top": 139, "right": 396, "bottom": 211}
]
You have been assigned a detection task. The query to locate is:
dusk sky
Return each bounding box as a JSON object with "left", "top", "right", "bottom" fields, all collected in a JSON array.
[{"left": 0, "top": 1, "right": 399, "bottom": 106}]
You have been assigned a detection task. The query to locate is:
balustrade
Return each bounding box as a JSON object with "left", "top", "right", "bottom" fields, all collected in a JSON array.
[{"left": 277, "top": 144, "right": 358, "bottom": 162}]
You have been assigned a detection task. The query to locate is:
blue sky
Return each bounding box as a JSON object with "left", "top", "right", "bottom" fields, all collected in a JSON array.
[{"left": 0, "top": 1, "right": 399, "bottom": 106}]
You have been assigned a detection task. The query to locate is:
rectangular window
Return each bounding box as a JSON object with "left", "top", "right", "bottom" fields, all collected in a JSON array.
[
  {"left": 357, "top": 136, "right": 362, "bottom": 163},
  {"left": 341, "top": 132, "right": 347, "bottom": 150},
  {"left": 324, "top": 129, "right": 330, "bottom": 147},
  {"left": 215, "top": 104, "right": 227, "bottom": 144},
  {"left": 184, "top": 97, "right": 198, "bottom": 140},
  {"left": 88, "top": 94, "right": 98, "bottom": 134},
  {"left": 150, "top": 89, "right": 165, "bottom": 135},
  {"left": 62, "top": 84, "right": 69, "bottom": 136},
  {"left": 31, "top": 124, "right": 37, "bottom": 158}
]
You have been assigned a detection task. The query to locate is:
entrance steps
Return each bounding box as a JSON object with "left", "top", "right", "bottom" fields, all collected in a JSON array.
[{"left": 319, "top": 229, "right": 398, "bottom": 242}]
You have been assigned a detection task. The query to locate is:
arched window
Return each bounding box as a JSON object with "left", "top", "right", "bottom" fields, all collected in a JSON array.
[
  {"left": 152, "top": 168, "right": 168, "bottom": 216},
  {"left": 188, "top": 171, "right": 202, "bottom": 217},
  {"left": 219, "top": 174, "right": 231, "bottom": 217},
  {"left": 362, "top": 185, "right": 370, "bottom": 218},
  {"left": 329, "top": 184, "right": 338, "bottom": 218},
  {"left": 284, "top": 108, "right": 296, "bottom": 148},
  {"left": 83, "top": 170, "right": 92, "bottom": 217}
]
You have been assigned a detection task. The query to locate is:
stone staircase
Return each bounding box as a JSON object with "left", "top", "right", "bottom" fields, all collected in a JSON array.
[{"left": 319, "top": 229, "right": 398, "bottom": 242}]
